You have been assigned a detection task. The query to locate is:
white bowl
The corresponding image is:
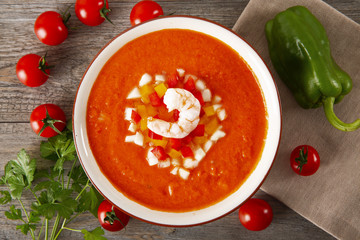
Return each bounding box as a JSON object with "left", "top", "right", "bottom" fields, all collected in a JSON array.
[{"left": 73, "top": 16, "right": 281, "bottom": 226}]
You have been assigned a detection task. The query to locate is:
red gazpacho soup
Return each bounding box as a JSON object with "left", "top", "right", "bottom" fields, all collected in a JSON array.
[{"left": 87, "top": 29, "right": 268, "bottom": 212}]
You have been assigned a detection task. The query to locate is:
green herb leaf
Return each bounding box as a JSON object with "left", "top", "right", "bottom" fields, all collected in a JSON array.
[
  {"left": 6, "top": 149, "right": 36, "bottom": 187},
  {"left": 32, "top": 180, "right": 77, "bottom": 219},
  {"left": 35, "top": 197, "right": 78, "bottom": 219},
  {"left": 7, "top": 173, "right": 26, "bottom": 199},
  {"left": 33, "top": 180, "right": 57, "bottom": 192},
  {"left": 29, "top": 211, "right": 41, "bottom": 223},
  {"left": 77, "top": 186, "right": 103, "bottom": 217},
  {"left": 0, "top": 190, "right": 12, "bottom": 204},
  {"left": 16, "top": 223, "right": 37, "bottom": 235},
  {"left": 81, "top": 227, "right": 107, "bottom": 240},
  {"left": 40, "top": 141, "right": 59, "bottom": 161},
  {"left": 70, "top": 165, "right": 89, "bottom": 193},
  {"left": 66, "top": 119, "right": 73, "bottom": 132},
  {"left": 41, "top": 130, "right": 77, "bottom": 172},
  {"left": 5, "top": 205, "right": 23, "bottom": 220}
]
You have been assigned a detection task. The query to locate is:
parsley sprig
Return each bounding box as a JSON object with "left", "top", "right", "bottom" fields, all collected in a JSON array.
[{"left": 0, "top": 121, "right": 105, "bottom": 240}]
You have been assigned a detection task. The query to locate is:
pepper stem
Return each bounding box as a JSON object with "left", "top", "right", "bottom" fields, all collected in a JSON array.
[{"left": 322, "top": 97, "right": 360, "bottom": 132}]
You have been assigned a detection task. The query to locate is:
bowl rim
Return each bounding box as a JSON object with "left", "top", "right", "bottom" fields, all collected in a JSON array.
[{"left": 72, "top": 15, "right": 282, "bottom": 227}]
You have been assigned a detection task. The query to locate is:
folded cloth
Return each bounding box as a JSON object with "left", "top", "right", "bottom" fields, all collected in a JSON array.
[{"left": 233, "top": 0, "right": 360, "bottom": 239}]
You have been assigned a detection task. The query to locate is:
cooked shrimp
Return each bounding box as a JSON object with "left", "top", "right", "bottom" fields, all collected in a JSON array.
[{"left": 147, "top": 88, "right": 201, "bottom": 138}]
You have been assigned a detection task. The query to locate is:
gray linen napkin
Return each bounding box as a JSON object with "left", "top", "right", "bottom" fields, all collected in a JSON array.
[{"left": 232, "top": 0, "right": 360, "bottom": 239}]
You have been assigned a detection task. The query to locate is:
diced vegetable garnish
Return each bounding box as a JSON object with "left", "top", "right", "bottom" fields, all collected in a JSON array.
[
  {"left": 158, "top": 159, "right": 171, "bottom": 168},
  {"left": 128, "top": 122, "right": 137, "bottom": 133},
  {"left": 150, "top": 139, "right": 168, "bottom": 148},
  {"left": 181, "top": 135, "right": 193, "bottom": 145},
  {"left": 168, "top": 185, "right": 173, "bottom": 196},
  {"left": 193, "top": 91, "right": 204, "bottom": 106},
  {"left": 146, "top": 105, "right": 157, "bottom": 116},
  {"left": 169, "top": 138, "right": 182, "bottom": 151},
  {"left": 193, "top": 136, "right": 207, "bottom": 145},
  {"left": 213, "top": 104, "right": 222, "bottom": 111},
  {"left": 139, "top": 85, "right": 154, "bottom": 104},
  {"left": 180, "top": 146, "right": 194, "bottom": 158},
  {"left": 202, "top": 89, "right": 212, "bottom": 102},
  {"left": 178, "top": 168, "right": 190, "bottom": 180},
  {"left": 148, "top": 129, "right": 163, "bottom": 140},
  {"left": 125, "top": 135, "right": 136, "bottom": 143},
  {"left": 194, "top": 147, "right": 206, "bottom": 161},
  {"left": 140, "top": 118, "right": 147, "bottom": 131},
  {"left": 217, "top": 109, "right": 227, "bottom": 121},
  {"left": 134, "top": 132, "right": 144, "bottom": 146},
  {"left": 191, "top": 124, "right": 205, "bottom": 137},
  {"left": 171, "top": 158, "right": 181, "bottom": 166},
  {"left": 210, "top": 129, "right": 226, "bottom": 141},
  {"left": 183, "top": 158, "right": 199, "bottom": 169},
  {"left": 203, "top": 106, "right": 215, "bottom": 117},
  {"left": 124, "top": 107, "right": 135, "bottom": 121},
  {"left": 213, "top": 95, "right": 222, "bottom": 103},
  {"left": 155, "top": 74, "right": 166, "bottom": 82},
  {"left": 204, "top": 140, "right": 214, "bottom": 152},
  {"left": 195, "top": 79, "right": 206, "bottom": 90},
  {"left": 127, "top": 87, "right": 141, "bottom": 99},
  {"left": 167, "top": 74, "right": 179, "bottom": 88},
  {"left": 137, "top": 105, "right": 147, "bottom": 117},
  {"left": 205, "top": 118, "right": 220, "bottom": 135},
  {"left": 168, "top": 149, "right": 182, "bottom": 159},
  {"left": 184, "top": 76, "right": 196, "bottom": 92},
  {"left": 147, "top": 148, "right": 159, "bottom": 166},
  {"left": 170, "top": 166, "right": 179, "bottom": 175},
  {"left": 149, "top": 92, "right": 162, "bottom": 107},
  {"left": 139, "top": 73, "right": 152, "bottom": 87},
  {"left": 131, "top": 110, "right": 141, "bottom": 124},
  {"left": 176, "top": 68, "right": 185, "bottom": 77},
  {"left": 151, "top": 146, "right": 167, "bottom": 160},
  {"left": 154, "top": 83, "right": 167, "bottom": 98},
  {"left": 184, "top": 74, "right": 197, "bottom": 82},
  {"left": 124, "top": 70, "right": 227, "bottom": 179}
]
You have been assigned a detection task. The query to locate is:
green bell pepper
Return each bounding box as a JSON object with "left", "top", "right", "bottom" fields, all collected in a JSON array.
[{"left": 265, "top": 5, "right": 360, "bottom": 131}]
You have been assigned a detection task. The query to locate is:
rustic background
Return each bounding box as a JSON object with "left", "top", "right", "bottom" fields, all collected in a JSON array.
[{"left": 0, "top": 0, "right": 359, "bottom": 239}]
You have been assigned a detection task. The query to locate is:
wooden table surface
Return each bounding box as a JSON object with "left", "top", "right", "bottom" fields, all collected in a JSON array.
[{"left": 0, "top": 0, "right": 359, "bottom": 239}]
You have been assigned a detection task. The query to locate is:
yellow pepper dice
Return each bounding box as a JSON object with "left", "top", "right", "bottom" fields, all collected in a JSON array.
[
  {"left": 146, "top": 105, "right": 158, "bottom": 117},
  {"left": 203, "top": 106, "right": 215, "bottom": 116},
  {"left": 151, "top": 139, "right": 168, "bottom": 148},
  {"left": 193, "top": 136, "right": 207, "bottom": 145},
  {"left": 140, "top": 85, "right": 154, "bottom": 104},
  {"left": 140, "top": 118, "right": 148, "bottom": 131},
  {"left": 205, "top": 117, "right": 220, "bottom": 135},
  {"left": 137, "top": 105, "right": 147, "bottom": 117},
  {"left": 168, "top": 149, "right": 182, "bottom": 159},
  {"left": 154, "top": 83, "right": 168, "bottom": 98}
]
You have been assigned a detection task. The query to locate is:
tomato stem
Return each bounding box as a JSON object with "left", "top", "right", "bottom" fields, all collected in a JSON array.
[
  {"left": 295, "top": 146, "right": 308, "bottom": 173},
  {"left": 38, "top": 52, "right": 54, "bottom": 77},
  {"left": 104, "top": 206, "right": 127, "bottom": 229},
  {"left": 100, "top": 0, "right": 113, "bottom": 25},
  {"left": 61, "top": 4, "right": 72, "bottom": 27},
  {"left": 38, "top": 107, "right": 65, "bottom": 137}
]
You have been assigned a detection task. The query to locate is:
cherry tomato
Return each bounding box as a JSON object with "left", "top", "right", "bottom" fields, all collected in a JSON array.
[
  {"left": 75, "top": 0, "right": 112, "bottom": 26},
  {"left": 34, "top": 11, "right": 69, "bottom": 45},
  {"left": 98, "top": 200, "right": 130, "bottom": 232},
  {"left": 30, "top": 104, "right": 66, "bottom": 138},
  {"left": 290, "top": 145, "right": 320, "bottom": 176},
  {"left": 239, "top": 198, "right": 273, "bottom": 231},
  {"left": 16, "top": 54, "right": 51, "bottom": 87},
  {"left": 130, "top": 0, "right": 164, "bottom": 26}
]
